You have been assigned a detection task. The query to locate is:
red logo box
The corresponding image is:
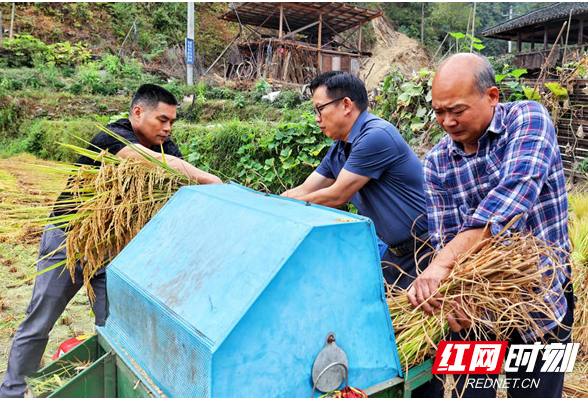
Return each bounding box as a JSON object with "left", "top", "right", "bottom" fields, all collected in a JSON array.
[{"left": 432, "top": 341, "right": 508, "bottom": 374}]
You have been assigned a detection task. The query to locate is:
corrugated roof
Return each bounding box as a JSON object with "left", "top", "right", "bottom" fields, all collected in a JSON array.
[
  {"left": 221, "top": 2, "right": 382, "bottom": 36},
  {"left": 483, "top": 2, "right": 588, "bottom": 39}
]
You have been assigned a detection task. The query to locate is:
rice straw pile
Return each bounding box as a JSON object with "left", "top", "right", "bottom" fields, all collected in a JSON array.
[
  {"left": 35, "top": 125, "right": 195, "bottom": 301},
  {"left": 387, "top": 229, "right": 567, "bottom": 371}
]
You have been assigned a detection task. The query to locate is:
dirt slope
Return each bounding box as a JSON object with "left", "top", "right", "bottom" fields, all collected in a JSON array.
[{"left": 361, "top": 17, "right": 431, "bottom": 90}]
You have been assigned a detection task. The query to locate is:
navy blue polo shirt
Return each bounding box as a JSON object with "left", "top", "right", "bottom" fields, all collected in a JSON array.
[{"left": 316, "top": 110, "right": 428, "bottom": 246}]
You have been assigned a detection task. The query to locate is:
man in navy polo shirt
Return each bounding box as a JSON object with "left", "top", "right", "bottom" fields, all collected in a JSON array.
[{"left": 281, "top": 71, "right": 429, "bottom": 288}]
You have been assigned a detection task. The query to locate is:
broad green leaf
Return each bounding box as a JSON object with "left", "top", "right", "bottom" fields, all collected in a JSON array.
[
  {"left": 510, "top": 69, "right": 527, "bottom": 78},
  {"left": 282, "top": 157, "right": 299, "bottom": 169},
  {"left": 400, "top": 82, "right": 416, "bottom": 91},
  {"left": 523, "top": 86, "right": 541, "bottom": 100},
  {"left": 545, "top": 82, "right": 568, "bottom": 97},
  {"left": 449, "top": 32, "right": 466, "bottom": 40},
  {"left": 398, "top": 92, "right": 411, "bottom": 103}
]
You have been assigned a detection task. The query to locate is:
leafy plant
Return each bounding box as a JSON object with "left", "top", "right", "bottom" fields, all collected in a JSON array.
[
  {"left": 374, "top": 68, "right": 444, "bottom": 146},
  {"left": 495, "top": 68, "right": 528, "bottom": 102},
  {"left": 46, "top": 41, "right": 92, "bottom": 66},
  {"left": 101, "top": 54, "right": 122, "bottom": 76},
  {"left": 120, "top": 58, "right": 144, "bottom": 80},
  {"left": 253, "top": 79, "right": 272, "bottom": 101},
  {"left": 448, "top": 32, "right": 485, "bottom": 52},
  {"left": 236, "top": 113, "right": 331, "bottom": 192},
  {"left": 2, "top": 35, "right": 49, "bottom": 67},
  {"left": 76, "top": 65, "right": 101, "bottom": 89},
  {"left": 273, "top": 90, "right": 301, "bottom": 109},
  {"left": 233, "top": 93, "right": 245, "bottom": 109}
]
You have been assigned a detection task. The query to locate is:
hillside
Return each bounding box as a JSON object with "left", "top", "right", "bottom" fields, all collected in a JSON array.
[
  {"left": 0, "top": 3, "right": 237, "bottom": 79},
  {"left": 1, "top": 3, "right": 428, "bottom": 87}
]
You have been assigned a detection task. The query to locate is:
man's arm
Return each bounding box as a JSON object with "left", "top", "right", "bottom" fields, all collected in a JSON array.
[
  {"left": 280, "top": 171, "right": 335, "bottom": 199},
  {"left": 282, "top": 169, "right": 369, "bottom": 208},
  {"left": 116, "top": 145, "right": 222, "bottom": 184},
  {"left": 407, "top": 227, "right": 490, "bottom": 311}
]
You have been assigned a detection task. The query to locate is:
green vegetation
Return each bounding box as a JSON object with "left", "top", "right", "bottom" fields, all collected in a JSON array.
[{"left": 372, "top": 2, "right": 554, "bottom": 56}]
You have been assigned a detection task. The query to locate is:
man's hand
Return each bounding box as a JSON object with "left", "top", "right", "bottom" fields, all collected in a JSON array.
[
  {"left": 117, "top": 145, "right": 222, "bottom": 184},
  {"left": 408, "top": 266, "right": 472, "bottom": 332},
  {"left": 407, "top": 227, "right": 490, "bottom": 318},
  {"left": 407, "top": 262, "right": 451, "bottom": 314},
  {"left": 447, "top": 297, "right": 472, "bottom": 332}
]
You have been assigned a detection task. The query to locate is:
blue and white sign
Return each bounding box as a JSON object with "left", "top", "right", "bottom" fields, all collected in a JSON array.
[{"left": 186, "top": 38, "right": 194, "bottom": 65}]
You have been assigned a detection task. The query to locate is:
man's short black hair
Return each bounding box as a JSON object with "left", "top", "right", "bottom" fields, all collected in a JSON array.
[
  {"left": 130, "top": 84, "right": 179, "bottom": 113},
  {"left": 309, "top": 71, "right": 368, "bottom": 111}
]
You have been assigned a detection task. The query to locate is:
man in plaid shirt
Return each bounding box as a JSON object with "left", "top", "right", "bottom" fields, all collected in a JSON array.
[{"left": 408, "top": 53, "right": 574, "bottom": 397}]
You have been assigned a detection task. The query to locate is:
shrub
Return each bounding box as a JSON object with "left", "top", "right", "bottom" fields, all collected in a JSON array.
[
  {"left": 0, "top": 98, "right": 24, "bottom": 134},
  {"left": 182, "top": 113, "right": 330, "bottom": 193},
  {"left": 273, "top": 90, "right": 301, "bottom": 109},
  {"left": 121, "top": 58, "right": 144, "bottom": 80},
  {"left": 207, "top": 86, "right": 236, "bottom": 100},
  {"left": 164, "top": 81, "right": 186, "bottom": 101},
  {"left": 101, "top": 54, "right": 122, "bottom": 77},
  {"left": 18, "top": 119, "right": 99, "bottom": 162},
  {"left": 181, "top": 119, "right": 267, "bottom": 181},
  {"left": 2, "top": 35, "right": 49, "bottom": 67},
  {"left": 68, "top": 82, "right": 85, "bottom": 95},
  {"left": 77, "top": 65, "right": 101, "bottom": 88}
]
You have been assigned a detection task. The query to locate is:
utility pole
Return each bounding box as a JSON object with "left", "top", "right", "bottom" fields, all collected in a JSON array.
[{"left": 186, "top": 2, "right": 195, "bottom": 86}]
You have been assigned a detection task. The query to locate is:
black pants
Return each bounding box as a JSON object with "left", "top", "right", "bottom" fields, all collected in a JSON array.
[
  {"left": 381, "top": 238, "right": 432, "bottom": 290},
  {"left": 412, "top": 283, "right": 574, "bottom": 398}
]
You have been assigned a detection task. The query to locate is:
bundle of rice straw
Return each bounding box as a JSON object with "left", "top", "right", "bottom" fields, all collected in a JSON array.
[
  {"left": 387, "top": 228, "right": 567, "bottom": 371},
  {"left": 36, "top": 125, "right": 195, "bottom": 301}
]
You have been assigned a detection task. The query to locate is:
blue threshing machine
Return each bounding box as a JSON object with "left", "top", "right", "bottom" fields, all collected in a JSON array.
[{"left": 27, "top": 183, "right": 433, "bottom": 397}]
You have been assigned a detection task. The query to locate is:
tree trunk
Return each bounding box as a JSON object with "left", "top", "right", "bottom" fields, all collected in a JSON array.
[{"left": 10, "top": 2, "right": 15, "bottom": 39}]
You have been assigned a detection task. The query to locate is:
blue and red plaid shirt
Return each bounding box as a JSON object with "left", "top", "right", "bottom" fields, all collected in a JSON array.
[{"left": 423, "top": 101, "right": 570, "bottom": 341}]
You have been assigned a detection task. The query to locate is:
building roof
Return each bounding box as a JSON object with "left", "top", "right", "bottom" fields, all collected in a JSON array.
[
  {"left": 483, "top": 2, "right": 588, "bottom": 40},
  {"left": 221, "top": 2, "right": 383, "bottom": 36}
]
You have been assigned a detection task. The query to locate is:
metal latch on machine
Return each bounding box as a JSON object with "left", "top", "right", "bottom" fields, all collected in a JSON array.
[{"left": 311, "top": 332, "right": 349, "bottom": 397}]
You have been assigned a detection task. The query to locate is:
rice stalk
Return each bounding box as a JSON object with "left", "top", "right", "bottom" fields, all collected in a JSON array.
[
  {"left": 569, "top": 191, "right": 588, "bottom": 360},
  {"left": 61, "top": 160, "right": 191, "bottom": 300},
  {"left": 26, "top": 359, "right": 90, "bottom": 397},
  {"left": 387, "top": 231, "right": 567, "bottom": 371},
  {"left": 569, "top": 191, "right": 588, "bottom": 222},
  {"left": 33, "top": 124, "right": 196, "bottom": 300},
  {"left": 562, "top": 381, "right": 588, "bottom": 398}
]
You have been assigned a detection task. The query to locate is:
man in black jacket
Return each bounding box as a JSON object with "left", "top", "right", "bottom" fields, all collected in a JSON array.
[{"left": 0, "top": 84, "right": 221, "bottom": 397}]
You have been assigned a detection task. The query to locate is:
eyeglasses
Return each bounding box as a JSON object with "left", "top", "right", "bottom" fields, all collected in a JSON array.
[{"left": 314, "top": 97, "right": 347, "bottom": 118}]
